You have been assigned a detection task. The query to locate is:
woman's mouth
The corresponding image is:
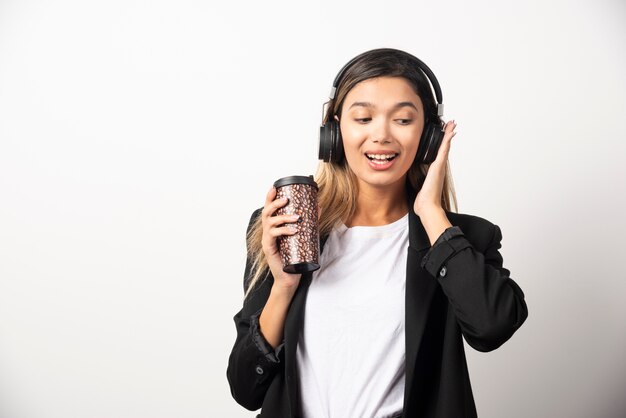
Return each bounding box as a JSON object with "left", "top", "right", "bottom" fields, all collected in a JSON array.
[{"left": 365, "top": 152, "right": 399, "bottom": 170}]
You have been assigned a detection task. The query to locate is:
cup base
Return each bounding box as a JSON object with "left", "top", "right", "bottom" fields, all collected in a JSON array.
[{"left": 283, "top": 262, "right": 320, "bottom": 274}]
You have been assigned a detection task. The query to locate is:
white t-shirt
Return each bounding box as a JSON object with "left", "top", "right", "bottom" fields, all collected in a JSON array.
[{"left": 296, "top": 212, "right": 409, "bottom": 418}]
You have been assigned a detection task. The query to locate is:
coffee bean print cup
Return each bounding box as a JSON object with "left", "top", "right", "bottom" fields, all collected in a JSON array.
[{"left": 273, "top": 175, "right": 320, "bottom": 273}]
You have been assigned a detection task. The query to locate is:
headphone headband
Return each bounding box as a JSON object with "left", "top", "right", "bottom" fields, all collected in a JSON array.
[{"left": 328, "top": 48, "right": 444, "bottom": 117}]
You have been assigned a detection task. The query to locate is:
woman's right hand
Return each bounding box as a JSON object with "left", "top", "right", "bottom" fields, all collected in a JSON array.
[{"left": 261, "top": 186, "right": 302, "bottom": 292}]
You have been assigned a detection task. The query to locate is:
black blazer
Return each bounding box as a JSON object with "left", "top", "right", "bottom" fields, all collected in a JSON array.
[{"left": 227, "top": 188, "right": 528, "bottom": 417}]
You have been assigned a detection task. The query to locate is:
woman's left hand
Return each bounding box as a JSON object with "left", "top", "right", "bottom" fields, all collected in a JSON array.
[{"left": 413, "top": 119, "right": 457, "bottom": 217}]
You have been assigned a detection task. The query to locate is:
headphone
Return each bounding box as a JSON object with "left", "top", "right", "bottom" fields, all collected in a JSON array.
[{"left": 318, "top": 48, "right": 445, "bottom": 165}]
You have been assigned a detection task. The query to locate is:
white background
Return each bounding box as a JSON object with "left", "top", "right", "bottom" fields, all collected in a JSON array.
[{"left": 1, "top": 0, "right": 625, "bottom": 417}]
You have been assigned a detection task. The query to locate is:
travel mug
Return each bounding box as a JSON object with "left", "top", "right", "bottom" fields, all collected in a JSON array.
[{"left": 273, "top": 175, "right": 320, "bottom": 273}]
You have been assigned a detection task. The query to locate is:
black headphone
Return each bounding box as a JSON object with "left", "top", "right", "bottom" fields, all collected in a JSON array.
[{"left": 318, "top": 48, "right": 445, "bottom": 165}]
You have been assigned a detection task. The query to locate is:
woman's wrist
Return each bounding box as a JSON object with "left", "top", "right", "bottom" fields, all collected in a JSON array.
[
  {"left": 417, "top": 206, "right": 453, "bottom": 246},
  {"left": 414, "top": 203, "right": 444, "bottom": 218},
  {"left": 270, "top": 280, "right": 298, "bottom": 301},
  {"left": 259, "top": 282, "right": 295, "bottom": 349}
]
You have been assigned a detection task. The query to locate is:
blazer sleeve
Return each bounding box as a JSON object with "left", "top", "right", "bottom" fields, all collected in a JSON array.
[
  {"left": 420, "top": 223, "right": 528, "bottom": 352},
  {"left": 226, "top": 208, "right": 285, "bottom": 411}
]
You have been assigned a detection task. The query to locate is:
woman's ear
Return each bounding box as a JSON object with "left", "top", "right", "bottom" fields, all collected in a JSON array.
[{"left": 334, "top": 114, "right": 340, "bottom": 122}]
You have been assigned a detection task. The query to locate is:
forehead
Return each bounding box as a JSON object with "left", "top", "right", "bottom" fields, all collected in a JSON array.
[{"left": 343, "top": 76, "right": 422, "bottom": 110}]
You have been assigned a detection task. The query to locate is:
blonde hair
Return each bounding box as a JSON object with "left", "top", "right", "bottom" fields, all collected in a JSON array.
[{"left": 243, "top": 50, "right": 458, "bottom": 300}]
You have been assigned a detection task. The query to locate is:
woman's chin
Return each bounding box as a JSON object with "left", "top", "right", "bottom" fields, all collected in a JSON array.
[{"left": 354, "top": 171, "right": 408, "bottom": 191}]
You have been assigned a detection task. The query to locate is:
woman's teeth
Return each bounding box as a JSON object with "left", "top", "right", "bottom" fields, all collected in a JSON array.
[{"left": 366, "top": 153, "right": 397, "bottom": 162}]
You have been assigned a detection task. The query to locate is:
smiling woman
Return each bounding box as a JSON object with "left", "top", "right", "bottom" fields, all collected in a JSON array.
[{"left": 227, "top": 48, "right": 528, "bottom": 418}]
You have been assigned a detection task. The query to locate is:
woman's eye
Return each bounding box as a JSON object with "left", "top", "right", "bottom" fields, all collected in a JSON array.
[{"left": 353, "top": 118, "right": 412, "bottom": 124}]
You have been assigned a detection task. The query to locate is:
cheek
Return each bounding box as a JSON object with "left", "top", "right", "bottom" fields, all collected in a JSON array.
[
  {"left": 340, "top": 123, "right": 364, "bottom": 141},
  {"left": 409, "top": 136, "right": 422, "bottom": 156},
  {"left": 399, "top": 132, "right": 423, "bottom": 167},
  {"left": 401, "top": 126, "right": 423, "bottom": 148},
  {"left": 343, "top": 143, "right": 364, "bottom": 169},
  {"left": 339, "top": 125, "right": 366, "bottom": 156}
]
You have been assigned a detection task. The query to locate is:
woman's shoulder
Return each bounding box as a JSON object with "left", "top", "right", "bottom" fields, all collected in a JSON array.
[
  {"left": 247, "top": 207, "right": 263, "bottom": 227},
  {"left": 444, "top": 210, "right": 500, "bottom": 246},
  {"left": 445, "top": 210, "right": 496, "bottom": 227},
  {"left": 251, "top": 206, "right": 263, "bottom": 218}
]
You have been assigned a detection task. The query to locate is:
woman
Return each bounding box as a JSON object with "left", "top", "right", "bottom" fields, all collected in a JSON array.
[{"left": 227, "top": 48, "right": 528, "bottom": 418}]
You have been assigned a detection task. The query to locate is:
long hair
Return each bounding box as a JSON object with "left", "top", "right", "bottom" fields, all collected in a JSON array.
[{"left": 243, "top": 48, "right": 458, "bottom": 299}]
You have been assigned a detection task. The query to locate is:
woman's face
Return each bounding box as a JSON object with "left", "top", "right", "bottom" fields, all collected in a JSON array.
[{"left": 337, "top": 76, "right": 425, "bottom": 191}]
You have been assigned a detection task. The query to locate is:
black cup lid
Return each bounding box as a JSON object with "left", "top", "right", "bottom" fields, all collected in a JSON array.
[{"left": 273, "top": 175, "right": 318, "bottom": 189}]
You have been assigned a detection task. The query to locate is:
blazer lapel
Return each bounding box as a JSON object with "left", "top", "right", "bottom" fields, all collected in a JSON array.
[
  {"left": 284, "top": 271, "right": 310, "bottom": 417},
  {"left": 403, "top": 187, "right": 439, "bottom": 407},
  {"left": 283, "top": 235, "right": 329, "bottom": 416}
]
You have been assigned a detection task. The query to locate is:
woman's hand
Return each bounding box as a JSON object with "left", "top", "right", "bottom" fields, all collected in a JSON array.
[
  {"left": 413, "top": 120, "right": 457, "bottom": 217},
  {"left": 261, "top": 186, "right": 303, "bottom": 292}
]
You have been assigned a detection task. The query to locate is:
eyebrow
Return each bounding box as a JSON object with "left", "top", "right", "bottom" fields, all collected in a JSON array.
[{"left": 347, "top": 101, "right": 418, "bottom": 111}]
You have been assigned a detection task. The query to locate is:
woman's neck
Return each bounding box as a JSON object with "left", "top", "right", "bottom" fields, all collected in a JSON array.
[{"left": 345, "top": 180, "right": 408, "bottom": 227}]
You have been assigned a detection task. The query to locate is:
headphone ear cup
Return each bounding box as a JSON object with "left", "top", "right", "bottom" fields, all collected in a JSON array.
[
  {"left": 318, "top": 119, "right": 344, "bottom": 163},
  {"left": 319, "top": 122, "right": 332, "bottom": 162},
  {"left": 416, "top": 122, "right": 445, "bottom": 165},
  {"left": 331, "top": 120, "right": 344, "bottom": 163}
]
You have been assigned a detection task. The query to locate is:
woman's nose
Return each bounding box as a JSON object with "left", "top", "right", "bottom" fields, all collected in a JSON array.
[{"left": 371, "top": 119, "right": 392, "bottom": 144}]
